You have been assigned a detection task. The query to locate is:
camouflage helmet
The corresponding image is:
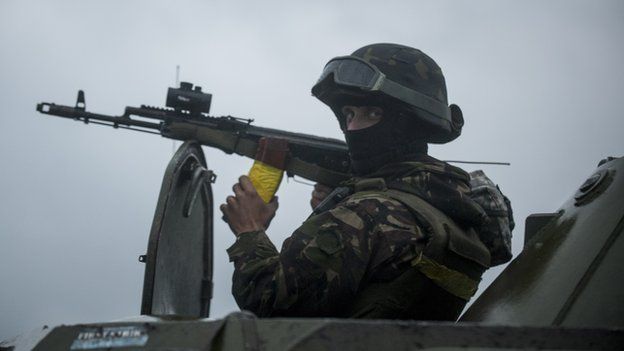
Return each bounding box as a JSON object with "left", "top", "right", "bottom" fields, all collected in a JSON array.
[{"left": 312, "top": 43, "right": 463, "bottom": 143}]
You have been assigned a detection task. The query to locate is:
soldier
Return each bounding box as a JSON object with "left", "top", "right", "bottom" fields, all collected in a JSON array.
[{"left": 220, "top": 43, "right": 501, "bottom": 320}]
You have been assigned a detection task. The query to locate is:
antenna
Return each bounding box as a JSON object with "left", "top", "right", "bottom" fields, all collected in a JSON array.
[
  {"left": 444, "top": 160, "right": 511, "bottom": 166},
  {"left": 172, "top": 65, "right": 180, "bottom": 155}
]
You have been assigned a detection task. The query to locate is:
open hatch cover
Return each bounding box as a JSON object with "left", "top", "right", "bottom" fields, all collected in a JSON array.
[{"left": 140, "top": 141, "right": 215, "bottom": 318}]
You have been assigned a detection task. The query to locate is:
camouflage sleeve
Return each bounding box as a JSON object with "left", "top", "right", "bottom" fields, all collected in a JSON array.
[{"left": 226, "top": 193, "right": 427, "bottom": 317}]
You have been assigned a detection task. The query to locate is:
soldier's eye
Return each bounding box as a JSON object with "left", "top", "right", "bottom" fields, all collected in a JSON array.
[
  {"left": 341, "top": 106, "right": 355, "bottom": 122},
  {"left": 368, "top": 107, "right": 383, "bottom": 119}
]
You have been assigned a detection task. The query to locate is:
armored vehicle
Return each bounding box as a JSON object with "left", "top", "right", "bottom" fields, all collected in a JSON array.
[
  {"left": 2, "top": 140, "right": 622, "bottom": 350},
  {"left": 5, "top": 84, "right": 624, "bottom": 349}
]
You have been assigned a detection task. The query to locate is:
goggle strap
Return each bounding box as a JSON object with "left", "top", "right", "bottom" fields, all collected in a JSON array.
[{"left": 381, "top": 78, "right": 451, "bottom": 121}]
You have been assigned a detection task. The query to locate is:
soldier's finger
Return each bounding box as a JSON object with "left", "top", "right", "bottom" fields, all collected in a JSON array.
[
  {"left": 226, "top": 195, "right": 237, "bottom": 206},
  {"left": 315, "top": 183, "right": 332, "bottom": 193},
  {"left": 312, "top": 189, "right": 323, "bottom": 200},
  {"left": 310, "top": 198, "right": 318, "bottom": 209},
  {"left": 239, "top": 175, "right": 257, "bottom": 194},
  {"left": 268, "top": 196, "right": 279, "bottom": 211},
  {"left": 219, "top": 203, "right": 229, "bottom": 216},
  {"left": 219, "top": 204, "right": 229, "bottom": 222},
  {"left": 233, "top": 183, "right": 244, "bottom": 197},
  {"left": 313, "top": 191, "right": 329, "bottom": 203}
]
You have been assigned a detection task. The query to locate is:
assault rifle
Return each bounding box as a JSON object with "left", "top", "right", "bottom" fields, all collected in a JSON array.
[{"left": 36, "top": 82, "right": 351, "bottom": 186}]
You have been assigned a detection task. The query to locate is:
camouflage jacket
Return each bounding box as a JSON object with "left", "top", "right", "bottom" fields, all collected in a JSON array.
[{"left": 227, "top": 156, "right": 491, "bottom": 319}]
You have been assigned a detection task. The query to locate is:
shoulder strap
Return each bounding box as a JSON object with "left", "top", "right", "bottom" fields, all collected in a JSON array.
[{"left": 352, "top": 177, "right": 489, "bottom": 301}]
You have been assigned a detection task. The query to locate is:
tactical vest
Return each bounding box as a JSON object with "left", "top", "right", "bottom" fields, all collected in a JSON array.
[{"left": 345, "top": 178, "right": 491, "bottom": 320}]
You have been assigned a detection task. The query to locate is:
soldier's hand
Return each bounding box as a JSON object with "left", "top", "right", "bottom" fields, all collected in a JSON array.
[
  {"left": 310, "top": 183, "right": 333, "bottom": 210},
  {"left": 220, "top": 175, "right": 279, "bottom": 236}
]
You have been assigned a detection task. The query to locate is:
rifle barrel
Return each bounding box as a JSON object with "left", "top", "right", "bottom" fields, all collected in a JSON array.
[{"left": 37, "top": 103, "right": 162, "bottom": 130}]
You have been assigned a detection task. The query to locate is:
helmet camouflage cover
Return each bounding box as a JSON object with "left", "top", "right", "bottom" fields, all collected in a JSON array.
[{"left": 312, "top": 43, "right": 463, "bottom": 143}]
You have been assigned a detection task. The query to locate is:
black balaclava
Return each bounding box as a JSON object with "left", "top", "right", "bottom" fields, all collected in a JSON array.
[{"left": 344, "top": 111, "right": 428, "bottom": 176}]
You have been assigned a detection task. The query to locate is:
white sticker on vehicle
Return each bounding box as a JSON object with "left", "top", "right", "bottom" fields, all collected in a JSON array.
[{"left": 70, "top": 326, "right": 148, "bottom": 349}]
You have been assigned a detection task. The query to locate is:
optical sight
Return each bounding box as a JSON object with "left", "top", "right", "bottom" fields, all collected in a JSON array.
[{"left": 166, "top": 81, "right": 212, "bottom": 115}]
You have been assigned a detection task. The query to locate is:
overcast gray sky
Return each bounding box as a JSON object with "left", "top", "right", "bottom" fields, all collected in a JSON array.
[{"left": 1, "top": 0, "right": 623, "bottom": 340}]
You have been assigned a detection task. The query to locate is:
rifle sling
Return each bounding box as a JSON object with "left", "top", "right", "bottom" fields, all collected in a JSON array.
[{"left": 166, "top": 122, "right": 350, "bottom": 186}]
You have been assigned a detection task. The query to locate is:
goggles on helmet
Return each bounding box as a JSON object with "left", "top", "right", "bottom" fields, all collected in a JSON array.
[{"left": 312, "top": 56, "right": 451, "bottom": 123}]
